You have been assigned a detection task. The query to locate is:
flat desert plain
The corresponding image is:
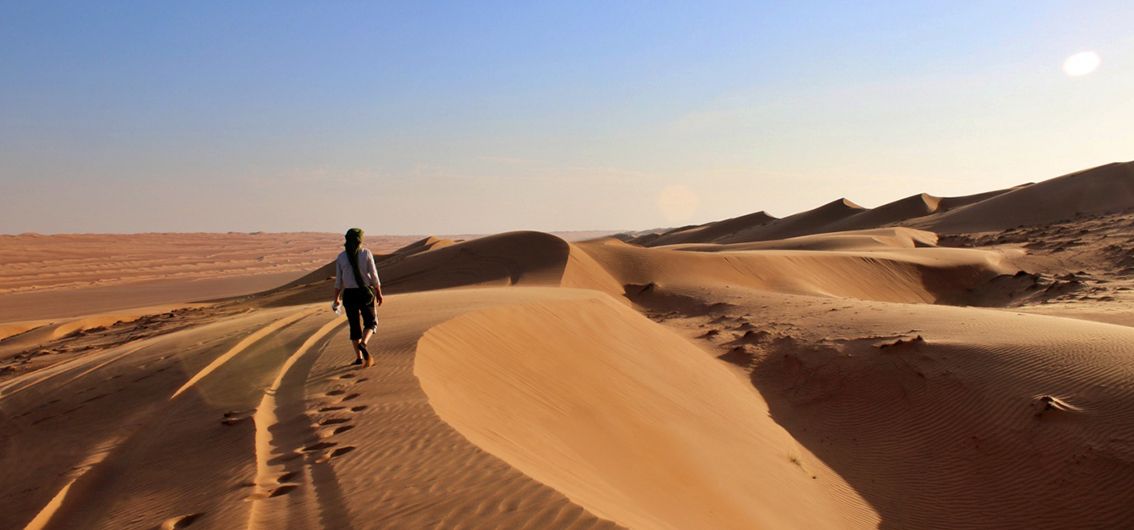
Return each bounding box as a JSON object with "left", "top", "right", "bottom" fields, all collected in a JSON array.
[{"left": 2, "top": 162, "right": 1133, "bottom": 529}]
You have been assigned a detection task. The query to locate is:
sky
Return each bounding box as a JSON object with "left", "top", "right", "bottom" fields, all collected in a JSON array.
[{"left": 2, "top": 1, "right": 1132, "bottom": 234}]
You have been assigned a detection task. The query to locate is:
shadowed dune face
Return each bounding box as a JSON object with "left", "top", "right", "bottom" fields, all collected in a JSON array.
[
  {"left": 646, "top": 211, "right": 778, "bottom": 246},
  {"left": 716, "top": 198, "right": 867, "bottom": 244},
  {"left": 377, "top": 231, "right": 570, "bottom": 292},
  {"left": 577, "top": 236, "right": 1018, "bottom": 306},
  {"left": 823, "top": 194, "right": 942, "bottom": 233},
  {"left": 645, "top": 289, "right": 1134, "bottom": 529},
  {"left": 263, "top": 231, "right": 573, "bottom": 306},
  {"left": 752, "top": 314, "right": 1134, "bottom": 529}
]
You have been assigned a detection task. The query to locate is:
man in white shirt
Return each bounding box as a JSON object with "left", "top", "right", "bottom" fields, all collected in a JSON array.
[{"left": 332, "top": 228, "right": 384, "bottom": 367}]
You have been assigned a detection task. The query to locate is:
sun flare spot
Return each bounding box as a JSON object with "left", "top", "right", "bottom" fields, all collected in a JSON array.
[{"left": 1062, "top": 51, "right": 1100, "bottom": 77}]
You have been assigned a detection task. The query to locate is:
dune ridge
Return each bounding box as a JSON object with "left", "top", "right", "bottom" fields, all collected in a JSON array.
[
  {"left": 913, "top": 161, "right": 1134, "bottom": 233},
  {"left": 630, "top": 162, "right": 1129, "bottom": 247}
]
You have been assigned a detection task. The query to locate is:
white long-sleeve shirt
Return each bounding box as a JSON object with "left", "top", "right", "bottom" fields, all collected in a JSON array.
[{"left": 334, "top": 248, "right": 381, "bottom": 289}]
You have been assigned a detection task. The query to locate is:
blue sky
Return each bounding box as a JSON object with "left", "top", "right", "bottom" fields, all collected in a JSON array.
[{"left": 2, "top": 1, "right": 1132, "bottom": 233}]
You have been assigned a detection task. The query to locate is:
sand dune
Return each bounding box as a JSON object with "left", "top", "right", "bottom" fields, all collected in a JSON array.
[
  {"left": 644, "top": 211, "right": 778, "bottom": 246},
  {"left": 669, "top": 227, "right": 939, "bottom": 252},
  {"left": 265, "top": 228, "right": 1017, "bottom": 309},
  {"left": 577, "top": 236, "right": 1017, "bottom": 305},
  {"left": 627, "top": 164, "right": 1113, "bottom": 247},
  {"left": 4, "top": 161, "right": 1134, "bottom": 529},
  {"left": 717, "top": 198, "right": 866, "bottom": 244},
  {"left": 913, "top": 161, "right": 1134, "bottom": 233},
  {"left": 644, "top": 287, "right": 1134, "bottom": 529},
  {"left": 823, "top": 193, "right": 942, "bottom": 233},
  {"left": 823, "top": 186, "right": 1024, "bottom": 234},
  {"left": 0, "top": 304, "right": 201, "bottom": 359},
  {"left": 266, "top": 231, "right": 573, "bottom": 307},
  {"left": 417, "top": 292, "right": 868, "bottom": 529},
  {"left": 639, "top": 199, "right": 872, "bottom": 247}
]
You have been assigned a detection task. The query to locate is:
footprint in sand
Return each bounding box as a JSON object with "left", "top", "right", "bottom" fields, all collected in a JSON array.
[
  {"left": 318, "top": 406, "right": 347, "bottom": 412},
  {"left": 220, "top": 410, "right": 254, "bottom": 426},
  {"left": 317, "top": 424, "right": 355, "bottom": 439},
  {"left": 160, "top": 512, "right": 204, "bottom": 529},
  {"left": 277, "top": 471, "right": 298, "bottom": 483},
  {"left": 269, "top": 452, "right": 303, "bottom": 465},
  {"left": 340, "top": 393, "right": 361, "bottom": 402},
  {"left": 350, "top": 405, "right": 368, "bottom": 412},
  {"left": 269, "top": 484, "right": 298, "bottom": 497},
  {"left": 325, "top": 389, "right": 346, "bottom": 396},
  {"left": 337, "top": 373, "right": 356, "bottom": 380},
  {"left": 314, "top": 445, "right": 356, "bottom": 464},
  {"left": 319, "top": 418, "right": 350, "bottom": 426},
  {"left": 303, "top": 441, "right": 337, "bottom": 453}
]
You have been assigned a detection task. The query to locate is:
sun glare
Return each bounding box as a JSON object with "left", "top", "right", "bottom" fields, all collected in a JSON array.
[{"left": 1062, "top": 51, "right": 1101, "bottom": 77}]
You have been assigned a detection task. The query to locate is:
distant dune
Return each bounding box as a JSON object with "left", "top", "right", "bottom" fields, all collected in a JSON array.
[
  {"left": 912, "top": 161, "right": 1134, "bottom": 233},
  {"left": 631, "top": 161, "right": 1132, "bottom": 246}
]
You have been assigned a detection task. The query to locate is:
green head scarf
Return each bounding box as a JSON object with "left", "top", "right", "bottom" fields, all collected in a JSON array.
[{"left": 344, "top": 228, "right": 371, "bottom": 296}]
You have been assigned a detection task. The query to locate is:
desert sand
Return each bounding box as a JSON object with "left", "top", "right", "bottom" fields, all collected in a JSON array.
[{"left": 2, "top": 161, "right": 1133, "bottom": 529}]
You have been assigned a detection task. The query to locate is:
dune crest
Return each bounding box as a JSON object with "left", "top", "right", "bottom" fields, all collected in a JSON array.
[{"left": 915, "top": 161, "right": 1134, "bottom": 233}]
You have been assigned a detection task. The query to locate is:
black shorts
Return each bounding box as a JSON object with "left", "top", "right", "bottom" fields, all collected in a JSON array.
[{"left": 342, "top": 287, "right": 377, "bottom": 340}]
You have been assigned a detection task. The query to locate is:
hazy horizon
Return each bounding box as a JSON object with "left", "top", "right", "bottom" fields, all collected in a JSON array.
[{"left": 3, "top": 1, "right": 1133, "bottom": 234}]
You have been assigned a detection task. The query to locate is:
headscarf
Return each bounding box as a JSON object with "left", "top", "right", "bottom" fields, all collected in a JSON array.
[{"left": 344, "top": 228, "right": 368, "bottom": 292}]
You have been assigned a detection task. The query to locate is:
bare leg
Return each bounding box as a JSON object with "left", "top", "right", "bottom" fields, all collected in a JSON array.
[
  {"left": 359, "top": 328, "right": 375, "bottom": 366},
  {"left": 361, "top": 327, "right": 374, "bottom": 346}
]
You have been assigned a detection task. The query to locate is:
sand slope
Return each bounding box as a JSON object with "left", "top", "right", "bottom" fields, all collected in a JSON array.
[
  {"left": 913, "top": 161, "right": 1134, "bottom": 233},
  {"left": 1, "top": 291, "right": 627, "bottom": 530},
  {"left": 645, "top": 211, "right": 777, "bottom": 246},
  {"left": 669, "top": 227, "right": 939, "bottom": 252},
  {"left": 627, "top": 163, "right": 1127, "bottom": 247},
  {"left": 823, "top": 193, "right": 941, "bottom": 233},
  {"left": 417, "top": 292, "right": 870, "bottom": 529},
  {"left": 718, "top": 198, "right": 867, "bottom": 244},
  {"left": 577, "top": 236, "right": 1017, "bottom": 305},
  {"left": 646, "top": 287, "right": 1134, "bottom": 529}
]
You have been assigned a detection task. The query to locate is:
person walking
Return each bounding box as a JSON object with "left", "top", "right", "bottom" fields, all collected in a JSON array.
[{"left": 332, "top": 228, "right": 383, "bottom": 367}]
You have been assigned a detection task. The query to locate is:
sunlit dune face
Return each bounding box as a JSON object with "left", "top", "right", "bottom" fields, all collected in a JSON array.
[
  {"left": 657, "top": 185, "right": 700, "bottom": 223},
  {"left": 1062, "top": 51, "right": 1101, "bottom": 77}
]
